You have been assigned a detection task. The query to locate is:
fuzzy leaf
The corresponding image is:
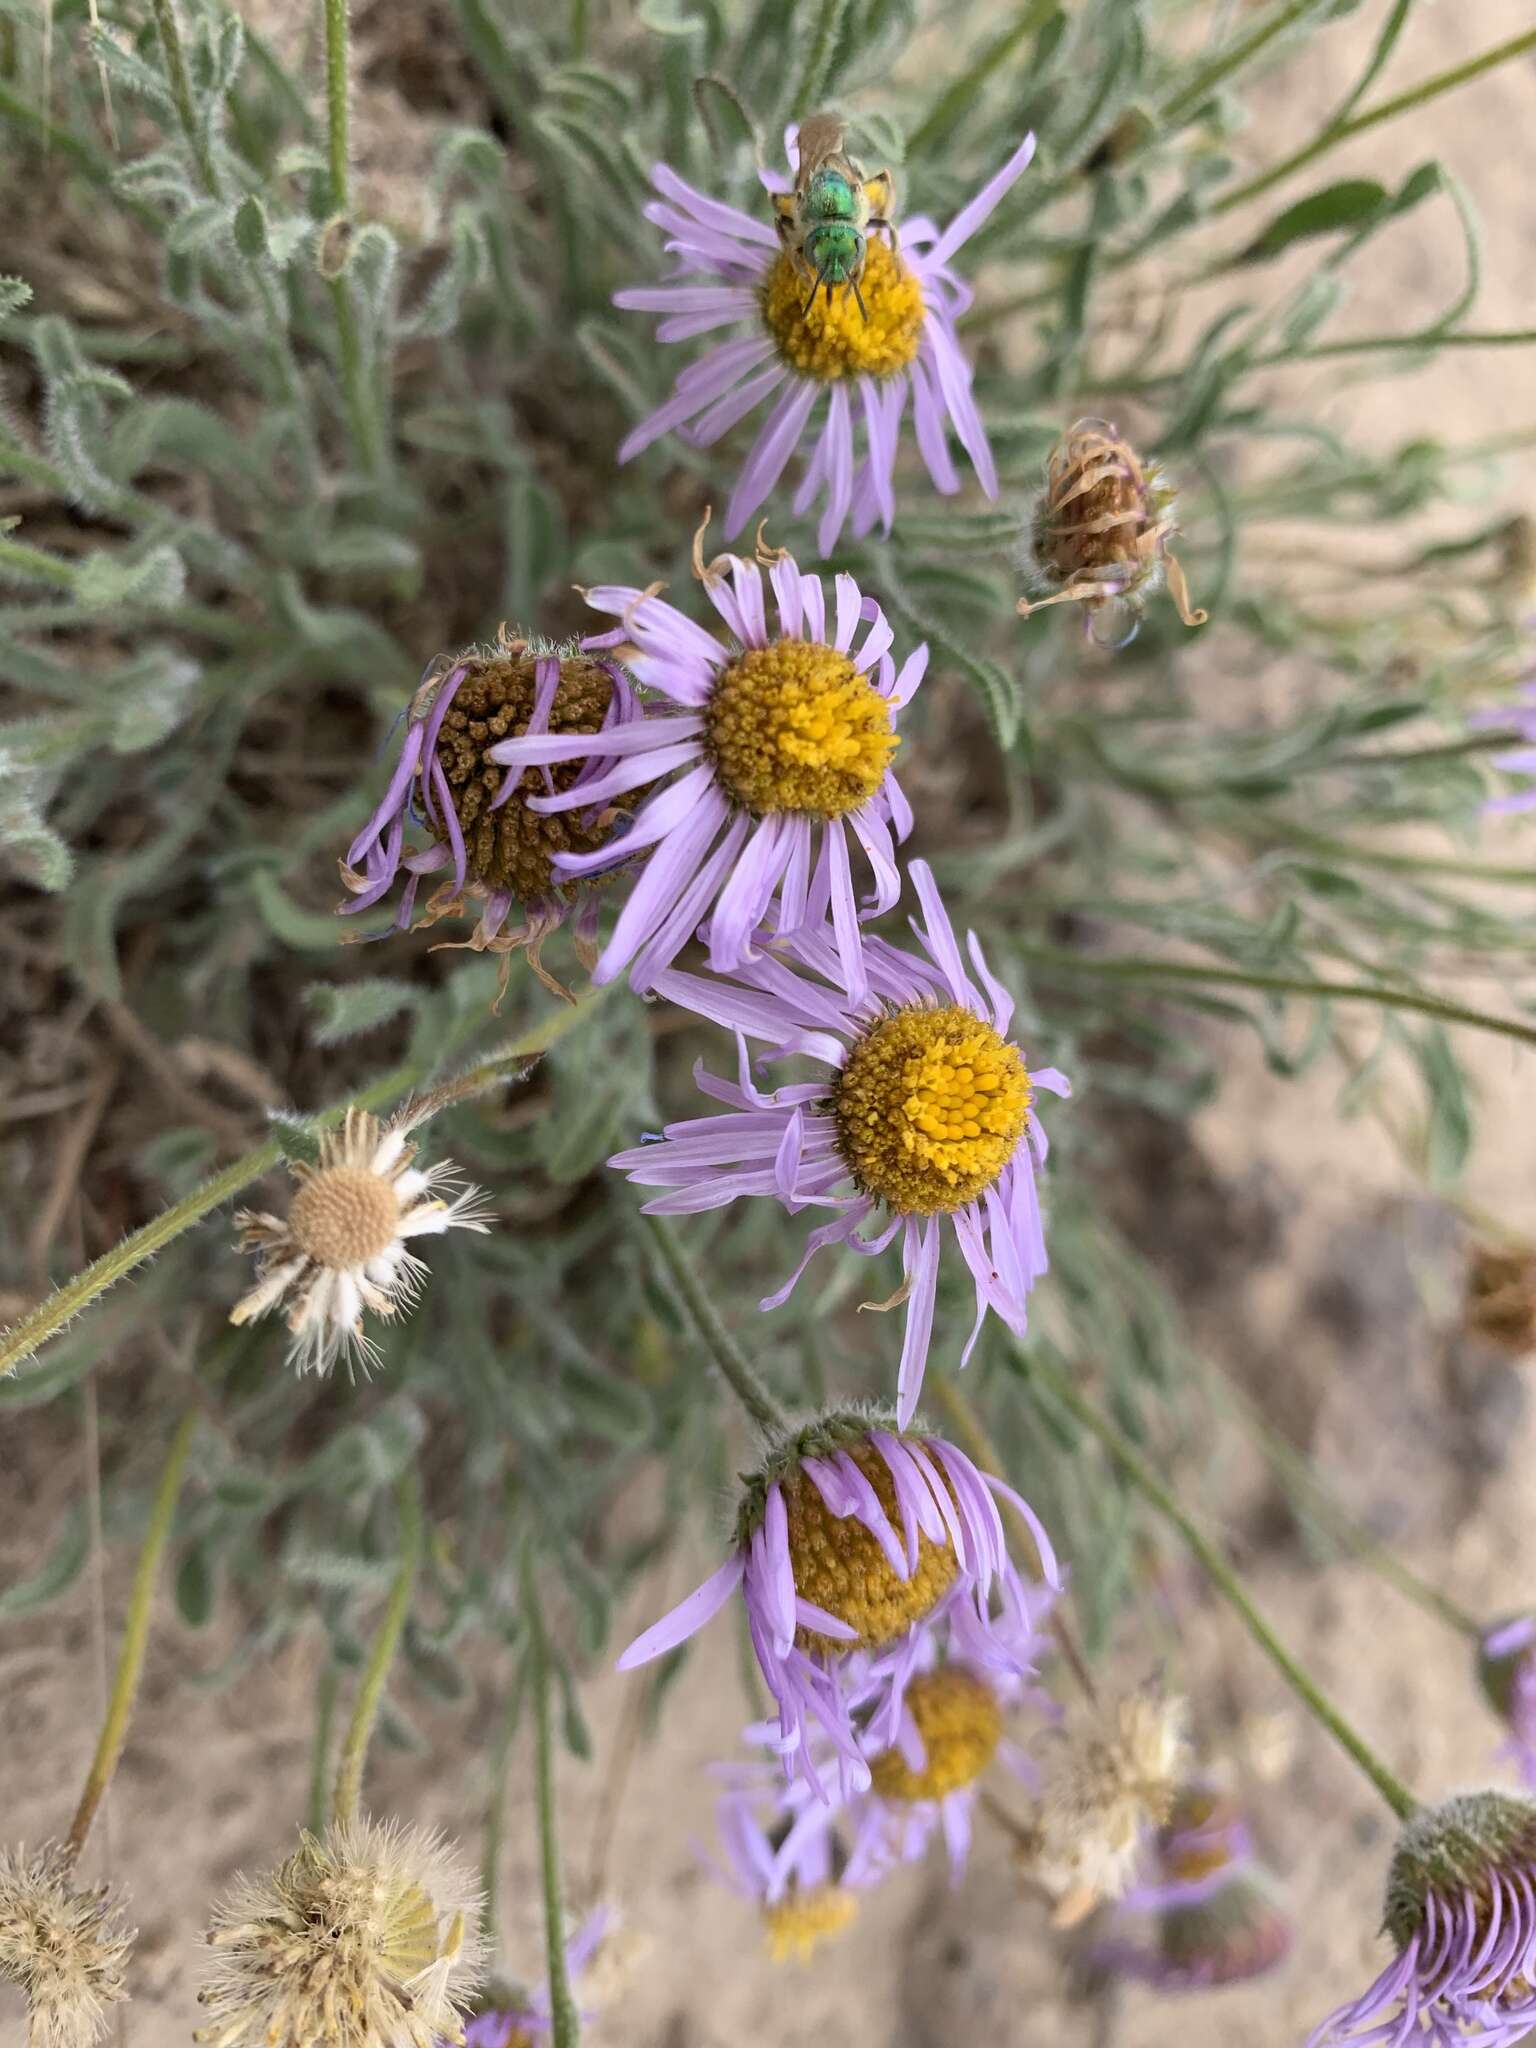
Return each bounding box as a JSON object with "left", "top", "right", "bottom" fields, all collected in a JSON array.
[
  {"left": 0, "top": 1506, "right": 90, "bottom": 1617},
  {"left": 306, "top": 978, "right": 421, "bottom": 1046}
]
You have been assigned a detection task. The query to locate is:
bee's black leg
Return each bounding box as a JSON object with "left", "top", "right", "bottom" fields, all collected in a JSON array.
[
  {"left": 850, "top": 276, "right": 868, "bottom": 322},
  {"left": 803, "top": 270, "right": 826, "bottom": 315}
]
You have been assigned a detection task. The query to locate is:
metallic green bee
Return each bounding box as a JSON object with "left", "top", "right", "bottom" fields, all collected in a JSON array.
[{"left": 772, "top": 112, "right": 898, "bottom": 319}]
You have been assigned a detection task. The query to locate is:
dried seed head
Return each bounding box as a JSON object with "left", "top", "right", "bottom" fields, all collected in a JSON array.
[
  {"left": 0, "top": 1842, "right": 132, "bottom": 2048},
  {"left": 1465, "top": 1242, "right": 1536, "bottom": 1357},
  {"left": 1019, "top": 419, "right": 1206, "bottom": 646},
  {"left": 1029, "top": 1688, "right": 1189, "bottom": 1918},
  {"left": 194, "top": 1818, "right": 485, "bottom": 2048}
]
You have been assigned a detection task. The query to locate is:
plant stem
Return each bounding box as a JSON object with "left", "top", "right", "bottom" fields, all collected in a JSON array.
[
  {"left": 1160, "top": 0, "right": 1324, "bottom": 125},
  {"left": 646, "top": 1217, "right": 789, "bottom": 1434},
  {"left": 526, "top": 1556, "right": 580, "bottom": 2048},
  {"left": 1214, "top": 29, "right": 1536, "bottom": 217},
  {"left": 1015, "top": 943, "right": 1536, "bottom": 1052},
  {"left": 308, "top": 1659, "right": 339, "bottom": 1835},
  {"left": 906, "top": 0, "right": 1058, "bottom": 158},
  {"left": 332, "top": 1474, "right": 422, "bottom": 1829},
  {"left": 324, "top": 0, "right": 350, "bottom": 214},
  {"left": 147, "top": 0, "right": 222, "bottom": 198},
  {"left": 1028, "top": 1352, "right": 1420, "bottom": 1822},
  {"left": 930, "top": 1378, "right": 1098, "bottom": 1704},
  {"left": 0, "top": 533, "right": 79, "bottom": 590},
  {"left": 64, "top": 1409, "right": 198, "bottom": 1863},
  {"left": 0, "top": 995, "right": 605, "bottom": 1383}
]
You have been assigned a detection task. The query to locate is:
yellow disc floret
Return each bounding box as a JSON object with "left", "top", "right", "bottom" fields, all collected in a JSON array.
[
  {"left": 288, "top": 1166, "right": 402, "bottom": 1270},
  {"left": 784, "top": 1439, "right": 958, "bottom": 1655},
  {"left": 869, "top": 1667, "right": 1003, "bottom": 1802},
  {"left": 762, "top": 240, "right": 924, "bottom": 381},
  {"left": 763, "top": 1885, "right": 859, "bottom": 1963},
  {"left": 705, "top": 637, "right": 897, "bottom": 818},
  {"left": 834, "top": 1003, "right": 1031, "bottom": 1215}
]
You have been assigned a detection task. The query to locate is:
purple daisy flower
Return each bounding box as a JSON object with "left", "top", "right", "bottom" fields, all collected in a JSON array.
[
  {"left": 1471, "top": 670, "right": 1536, "bottom": 816},
  {"left": 705, "top": 1786, "right": 876, "bottom": 1963},
  {"left": 1307, "top": 1793, "right": 1536, "bottom": 2047},
  {"left": 615, "top": 1408, "right": 1061, "bottom": 1796},
  {"left": 457, "top": 1908, "right": 612, "bottom": 2047},
  {"left": 608, "top": 858, "right": 1070, "bottom": 1426},
  {"left": 613, "top": 129, "right": 1036, "bottom": 555},
  {"left": 483, "top": 550, "right": 923, "bottom": 998},
  {"left": 340, "top": 637, "right": 643, "bottom": 1002},
  {"left": 1480, "top": 1617, "right": 1536, "bottom": 1788}
]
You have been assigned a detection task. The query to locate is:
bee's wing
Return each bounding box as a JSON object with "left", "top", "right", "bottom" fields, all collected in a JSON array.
[
  {"left": 862, "top": 170, "right": 896, "bottom": 222},
  {"left": 794, "top": 111, "right": 849, "bottom": 190}
]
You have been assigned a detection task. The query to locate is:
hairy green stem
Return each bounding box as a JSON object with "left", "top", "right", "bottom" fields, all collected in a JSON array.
[
  {"left": 64, "top": 1409, "right": 198, "bottom": 1862},
  {"left": 526, "top": 1557, "right": 580, "bottom": 2048},
  {"left": 147, "top": 0, "right": 222, "bottom": 197},
  {"left": 647, "top": 1217, "right": 789, "bottom": 1434},
  {"left": 0, "top": 532, "right": 79, "bottom": 589},
  {"left": 1028, "top": 1352, "right": 1420, "bottom": 1821},
  {"left": 1016, "top": 943, "right": 1536, "bottom": 1051},
  {"left": 333, "top": 1474, "right": 422, "bottom": 1829},
  {"left": 1214, "top": 29, "right": 1536, "bottom": 217},
  {"left": 324, "top": 0, "right": 351, "bottom": 213},
  {"left": 307, "top": 1660, "right": 339, "bottom": 1836},
  {"left": 0, "top": 994, "right": 608, "bottom": 1383}
]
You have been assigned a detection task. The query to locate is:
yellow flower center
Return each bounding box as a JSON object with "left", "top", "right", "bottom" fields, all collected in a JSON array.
[
  {"left": 763, "top": 1885, "right": 859, "bottom": 1963},
  {"left": 834, "top": 1004, "right": 1031, "bottom": 1215},
  {"left": 704, "top": 638, "right": 897, "bottom": 818},
  {"left": 869, "top": 1667, "right": 1003, "bottom": 1802},
  {"left": 288, "top": 1166, "right": 402, "bottom": 1270},
  {"left": 761, "top": 240, "right": 925, "bottom": 381},
  {"left": 785, "top": 1440, "right": 958, "bottom": 1655}
]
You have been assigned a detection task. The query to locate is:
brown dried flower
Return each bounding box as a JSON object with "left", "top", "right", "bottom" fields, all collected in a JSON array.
[
  {"left": 194, "top": 1818, "right": 485, "bottom": 2048},
  {"left": 1465, "top": 1242, "right": 1536, "bottom": 1358},
  {"left": 1019, "top": 419, "right": 1206, "bottom": 647},
  {"left": 1027, "top": 1687, "right": 1189, "bottom": 1923},
  {"left": 0, "top": 1843, "right": 132, "bottom": 2048}
]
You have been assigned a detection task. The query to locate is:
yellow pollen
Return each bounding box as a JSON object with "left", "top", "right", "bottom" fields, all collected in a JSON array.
[
  {"left": 785, "top": 1440, "right": 958, "bottom": 1655},
  {"left": 763, "top": 1885, "right": 859, "bottom": 1963},
  {"left": 287, "top": 1166, "right": 401, "bottom": 1270},
  {"left": 834, "top": 1003, "right": 1031, "bottom": 1215},
  {"left": 869, "top": 1667, "right": 1003, "bottom": 1802},
  {"left": 704, "top": 637, "right": 896, "bottom": 818},
  {"left": 761, "top": 240, "right": 925, "bottom": 380}
]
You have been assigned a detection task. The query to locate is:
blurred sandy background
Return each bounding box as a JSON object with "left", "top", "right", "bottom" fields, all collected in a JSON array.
[{"left": 3, "top": 3, "right": 1535, "bottom": 2043}]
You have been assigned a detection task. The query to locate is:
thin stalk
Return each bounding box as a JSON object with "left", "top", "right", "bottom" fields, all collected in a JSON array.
[
  {"left": 1160, "top": 0, "right": 1323, "bottom": 125},
  {"left": 147, "top": 0, "right": 221, "bottom": 198},
  {"left": 324, "top": 0, "right": 351, "bottom": 213},
  {"left": 1015, "top": 944, "right": 1536, "bottom": 1053},
  {"left": 322, "top": 0, "right": 384, "bottom": 476},
  {"left": 332, "top": 1474, "right": 422, "bottom": 1829},
  {"left": 0, "top": 533, "right": 79, "bottom": 590},
  {"left": 647, "top": 1217, "right": 788, "bottom": 1433},
  {"left": 906, "top": 0, "right": 1058, "bottom": 158},
  {"left": 480, "top": 1675, "right": 523, "bottom": 1946},
  {"left": 1028, "top": 1351, "right": 1419, "bottom": 1822},
  {"left": 1213, "top": 30, "right": 1536, "bottom": 217},
  {"left": 64, "top": 1409, "right": 198, "bottom": 1863},
  {"left": 931, "top": 1379, "right": 1098, "bottom": 1704},
  {"left": 0, "top": 994, "right": 609, "bottom": 1382},
  {"left": 307, "top": 1660, "right": 339, "bottom": 1836},
  {"left": 526, "top": 1558, "right": 580, "bottom": 2048},
  {"left": 1241, "top": 817, "right": 1536, "bottom": 889}
]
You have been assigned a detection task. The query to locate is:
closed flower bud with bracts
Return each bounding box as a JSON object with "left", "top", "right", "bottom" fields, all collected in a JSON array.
[
  {"left": 1026, "top": 1688, "right": 1189, "bottom": 1923},
  {"left": 1018, "top": 419, "right": 1207, "bottom": 649},
  {"left": 0, "top": 1843, "right": 132, "bottom": 2048},
  {"left": 229, "top": 1105, "right": 492, "bottom": 1377},
  {"left": 195, "top": 1818, "right": 484, "bottom": 2048},
  {"left": 339, "top": 632, "right": 647, "bottom": 1004},
  {"left": 1309, "top": 1791, "right": 1536, "bottom": 2047},
  {"left": 1464, "top": 1242, "right": 1536, "bottom": 1358},
  {"left": 616, "top": 1406, "right": 1061, "bottom": 1796}
]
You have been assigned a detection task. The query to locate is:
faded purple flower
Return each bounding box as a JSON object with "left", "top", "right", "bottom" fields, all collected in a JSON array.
[
  {"left": 483, "top": 550, "right": 923, "bottom": 998},
  {"left": 608, "top": 860, "right": 1069, "bottom": 1426},
  {"left": 457, "top": 1908, "right": 612, "bottom": 2047},
  {"left": 1472, "top": 673, "right": 1536, "bottom": 816},
  {"left": 614, "top": 131, "right": 1036, "bottom": 555},
  {"left": 1480, "top": 1616, "right": 1536, "bottom": 1788},
  {"left": 616, "top": 1409, "right": 1060, "bottom": 1797}
]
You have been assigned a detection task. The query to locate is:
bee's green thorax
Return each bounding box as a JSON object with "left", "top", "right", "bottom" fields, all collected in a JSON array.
[
  {"left": 805, "top": 166, "right": 860, "bottom": 222},
  {"left": 805, "top": 221, "right": 863, "bottom": 284}
]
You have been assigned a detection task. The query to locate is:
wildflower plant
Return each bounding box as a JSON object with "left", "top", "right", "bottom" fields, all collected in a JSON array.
[{"left": 2, "top": 0, "right": 1536, "bottom": 2042}]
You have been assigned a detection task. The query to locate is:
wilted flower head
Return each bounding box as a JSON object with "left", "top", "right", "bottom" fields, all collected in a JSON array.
[
  {"left": 196, "top": 1818, "right": 484, "bottom": 2048},
  {"left": 1018, "top": 420, "right": 1206, "bottom": 648},
  {"left": 1479, "top": 1616, "right": 1536, "bottom": 1788},
  {"left": 1308, "top": 1791, "right": 1536, "bottom": 2046},
  {"left": 459, "top": 1907, "right": 613, "bottom": 2046},
  {"left": 339, "top": 634, "right": 644, "bottom": 1001},
  {"left": 230, "top": 1106, "right": 491, "bottom": 1376},
  {"left": 614, "top": 128, "right": 1036, "bottom": 555},
  {"left": 617, "top": 1407, "right": 1060, "bottom": 1794},
  {"left": 608, "top": 860, "right": 1069, "bottom": 1425},
  {"left": 1086, "top": 1783, "right": 1291, "bottom": 1991},
  {"left": 486, "top": 544, "right": 924, "bottom": 998},
  {"left": 1028, "top": 1688, "right": 1189, "bottom": 1921},
  {"left": 710, "top": 1791, "right": 864, "bottom": 1964},
  {"left": 1464, "top": 1242, "right": 1536, "bottom": 1358},
  {"left": 0, "top": 1843, "right": 132, "bottom": 2048}
]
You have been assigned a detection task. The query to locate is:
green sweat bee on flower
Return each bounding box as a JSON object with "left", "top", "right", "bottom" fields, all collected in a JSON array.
[{"left": 771, "top": 111, "right": 898, "bottom": 319}]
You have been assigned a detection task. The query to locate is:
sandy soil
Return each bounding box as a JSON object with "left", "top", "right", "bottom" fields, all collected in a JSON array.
[{"left": 3, "top": 4, "right": 1536, "bottom": 2045}]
